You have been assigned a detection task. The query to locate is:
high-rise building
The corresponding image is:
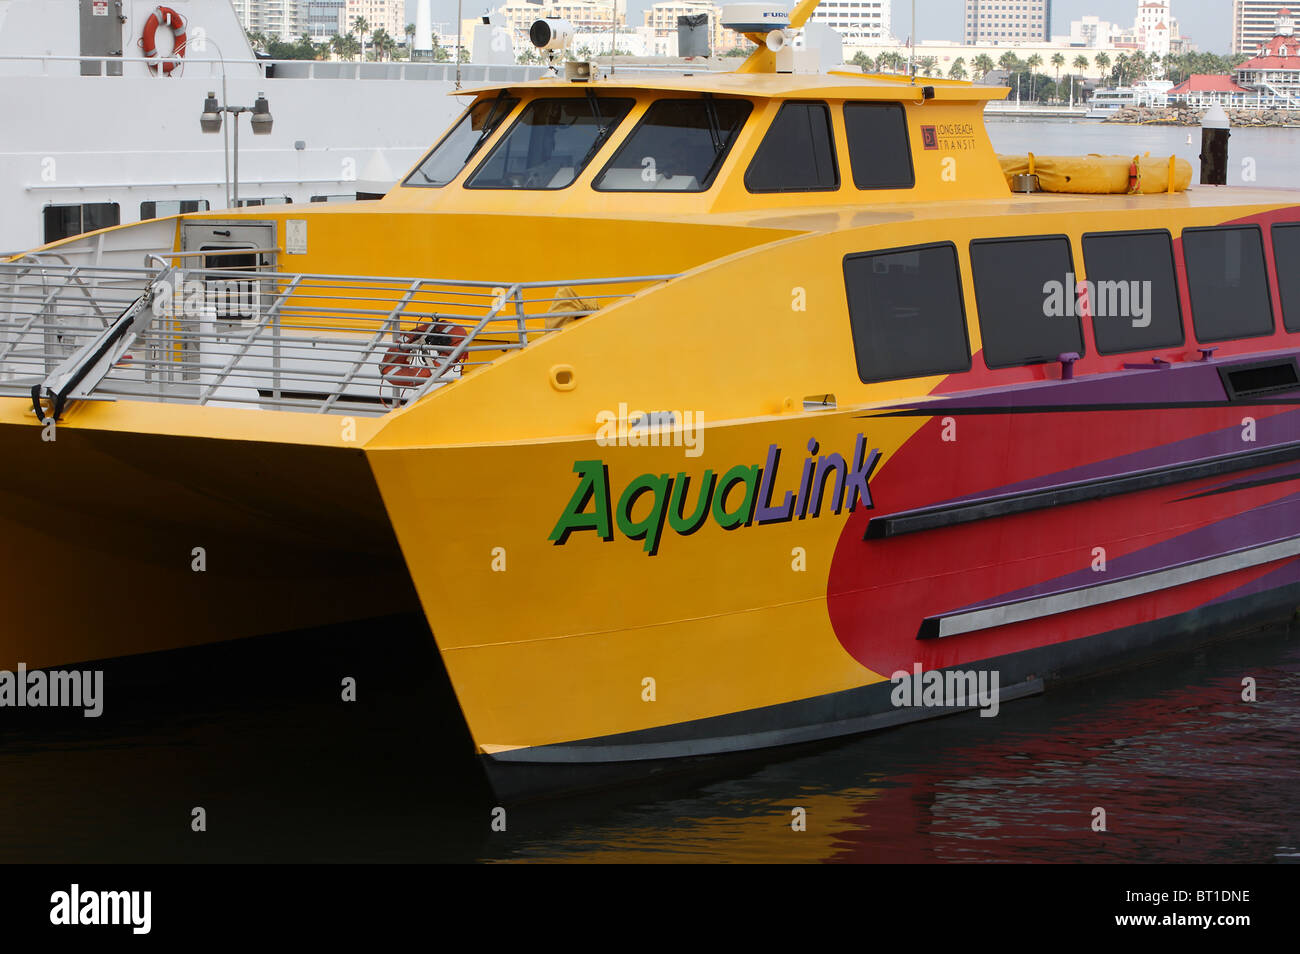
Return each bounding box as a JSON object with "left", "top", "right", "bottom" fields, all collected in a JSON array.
[
  {"left": 1233, "top": 0, "right": 1294, "bottom": 54},
  {"left": 232, "top": 0, "right": 307, "bottom": 42},
  {"left": 343, "top": 0, "right": 405, "bottom": 40},
  {"left": 963, "top": 0, "right": 1053, "bottom": 46},
  {"left": 1136, "top": 1, "right": 1178, "bottom": 57},
  {"left": 806, "top": 0, "right": 891, "bottom": 43}
]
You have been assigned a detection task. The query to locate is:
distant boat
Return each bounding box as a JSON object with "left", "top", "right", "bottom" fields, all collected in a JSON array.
[{"left": 1086, "top": 80, "right": 1175, "bottom": 119}]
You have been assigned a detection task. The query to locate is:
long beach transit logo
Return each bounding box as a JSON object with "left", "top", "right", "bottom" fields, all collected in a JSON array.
[{"left": 549, "top": 435, "right": 881, "bottom": 555}]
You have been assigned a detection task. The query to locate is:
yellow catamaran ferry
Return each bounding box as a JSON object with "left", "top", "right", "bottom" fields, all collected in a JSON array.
[{"left": 3, "top": 2, "right": 1299, "bottom": 796}]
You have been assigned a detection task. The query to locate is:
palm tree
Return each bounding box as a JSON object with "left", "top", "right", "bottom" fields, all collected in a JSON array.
[
  {"left": 998, "top": 50, "right": 1020, "bottom": 74},
  {"left": 917, "top": 55, "right": 939, "bottom": 77},
  {"left": 1026, "top": 53, "right": 1043, "bottom": 100},
  {"left": 1051, "top": 52, "right": 1065, "bottom": 95},
  {"left": 850, "top": 50, "right": 875, "bottom": 73},
  {"left": 352, "top": 15, "right": 369, "bottom": 60},
  {"left": 1073, "top": 54, "right": 1090, "bottom": 75},
  {"left": 949, "top": 57, "right": 967, "bottom": 81},
  {"left": 973, "top": 53, "right": 995, "bottom": 82},
  {"left": 1095, "top": 52, "right": 1111, "bottom": 86}
]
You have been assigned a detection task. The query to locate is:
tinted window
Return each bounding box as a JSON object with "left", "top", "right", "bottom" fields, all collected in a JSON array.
[
  {"left": 594, "top": 97, "right": 751, "bottom": 192},
  {"left": 404, "top": 94, "right": 519, "bottom": 188},
  {"left": 843, "top": 103, "right": 914, "bottom": 190},
  {"left": 1183, "top": 226, "right": 1273, "bottom": 342},
  {"left": 744, "top": 101, "right": 838, "bottom": 193},
  {"left": 43, "top": 203, "right": 120, "bottom": 243},
  {"left": 467, "top": 97, "right": 635, "bottom": 190},
  {"left": 141, "top": 199, "right": 211, "bottom": 219},
  {"left": 970, "top": 236, "right": 1084, "bottom": 368},
  {"left": 844, "top": 242, "right": 970, "bottom": 383},
  {"left": 1081, "top": 230, "right": 1184, "bottom": 354},
  {"left": 1272, "top": 223, "right": 1300, "bottom": 333}
]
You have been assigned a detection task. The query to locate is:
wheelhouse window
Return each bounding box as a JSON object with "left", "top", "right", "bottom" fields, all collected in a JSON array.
[
  {"left": 844, "top": 242, "right": 971, "bottom": 383},
  {"left": 1271, "top": 223, "right": 1300, "bottom": 333},
  {"left": 140, "top": 199, "right": 211, "bottom": 220},
  {"left": 1081, "top": 230, "right": 1184, "bottom": 354},
  {"left": 235, "top": 197, "right": 293, "bottom": 207},
  {"left": 969, "top": 236, "right": 1084, "bottom": 368},
  {"left": 593, "top": 97, "right": 751, "bottom": 192},
  {"left": 404, "top": 94, "right": 519, "bottom": 188},
  {"left": 843, "top": 103, "right": 914, "bottom": 190},
  {"left": 43, "top": 203, "right": 120, "bottom": 244},
  {"left": 466, "top": 96, "right": 635, "bottom": 190},
  {"left": 1182, "top": 225, "right": 1274, "bottom": 342},
  {"left": 744, "top": 101, "right": 838, "bottom": 193}
]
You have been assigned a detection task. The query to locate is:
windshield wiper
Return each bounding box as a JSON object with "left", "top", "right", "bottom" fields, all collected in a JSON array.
[
  {"left": 577, "top": 90, "right": 613, "bottom": 169},
  {"left": 702, "top": 93, "right": 723, "bottom": 153},
  {"left": 463, "top": 88, "right": 511, "bottom": 167}
]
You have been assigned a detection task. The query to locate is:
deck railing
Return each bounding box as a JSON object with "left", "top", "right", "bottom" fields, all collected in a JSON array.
[{"left": 0, "top": 257, "right": 676, "bottom": 419}]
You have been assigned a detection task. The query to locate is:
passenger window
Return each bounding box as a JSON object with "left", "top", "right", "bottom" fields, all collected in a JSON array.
[
  {"left": 844, "top": 242, "right": 971, "bottom": 383},
  {"left": 594, "top": 97, "right": 751, "bottom": 192},
  {"left": 43, "top": 203, "right": 120, "bottom": 244},
  {"left": 404, "top": 94, "right": 519, "bottom": 188},
  {"left": 1081, "top": 230, "right": 1184, "bottom": 354},
  {"left": 467, "top": 96, "right": 635, "bottom": 190},
  {"left": 843, "top": 103, "right": 914, "bottom": 190},
  {"left": 744, "top": 101, "right": 838, "bottom": 193},
  {"left": 141, "top": 200, "right": 211, "bottom": 219},
  {"left": 1272, "top": 223, "right": 1300, "bottom": 333},
  {"left": 1182, "top": 226, "right": 1274, "bottom": 341},
  {"left": 969, "top": 236, "right": 1084, "bottom": 368}
]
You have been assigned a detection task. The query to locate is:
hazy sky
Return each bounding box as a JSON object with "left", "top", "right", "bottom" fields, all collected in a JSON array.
[{"left": 410, "top": 0, "right": 1238, "bottom": 53}]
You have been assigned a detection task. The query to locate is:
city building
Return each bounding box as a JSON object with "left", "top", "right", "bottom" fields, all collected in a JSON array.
[
  {"left": 343, "top": 0, "right": 405, "bottom": 40},
  {"left": 231, "top": 0, "right": 306, "bottom": 41},
  {"left": 306, "top": 0, "right": 346, "bottom": 39},
  {"left": 1233, "top": 0, "right": 1293, "bottom": 54},
  {"left": 1234, "top": 7, "right": 1300, "bottom": 102},
  {"left": 963, "top": 0, "right": 1053, "bottom": 46},
  {"left": 1136, "top": 1, "right": 1178, "bottom": 58},
  {"left": 1068, "top": 16, "right": 1117, "bottom": 48},
  {"left": 642, "top": 2, "right": 728, "bottom": 54},
  {"left": 806, "top": 0, "right": 891, "bottom": 44}
]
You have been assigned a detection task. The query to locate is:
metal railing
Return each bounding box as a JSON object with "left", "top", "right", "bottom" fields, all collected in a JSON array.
[{"left": 0, "top": 258, "right": 676, "bottom": 419}]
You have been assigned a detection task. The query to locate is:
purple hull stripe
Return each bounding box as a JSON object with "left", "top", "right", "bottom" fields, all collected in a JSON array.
[
  {"left": 1174, "top": 459, "right": 1300, "bottom": 498},
  {"left": 936, "top": 491, "right": 1300, "bottom": 615},
  {"left": 1205, "top": 556, "right": 1300, "bottom": 606},
  {"left": 889, "top": 407, "right": 1300, "bottom": 511}
]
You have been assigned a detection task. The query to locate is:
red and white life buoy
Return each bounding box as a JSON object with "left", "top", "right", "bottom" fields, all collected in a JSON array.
[
  {"left": 141, "top": 6, "right": 187, "bottom": 75},
  {"left": 381, "top": 321, "right": 468, "bottom": 387}
]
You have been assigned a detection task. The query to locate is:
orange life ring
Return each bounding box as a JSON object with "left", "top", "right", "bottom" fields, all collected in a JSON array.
[
  {"left": 142, "top": 6, "right": 186, "bottom": 75},
  {"left": 381, "top": 321, "right": 468, "bottom": 387}
]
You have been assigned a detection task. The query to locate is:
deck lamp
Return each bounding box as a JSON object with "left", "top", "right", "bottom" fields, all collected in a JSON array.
[
  {"left": 250, "top": 92, "right": 273, "bottom": 135},
  {"left": 200, "top": 92, "right": 222, "bottom": 133}
]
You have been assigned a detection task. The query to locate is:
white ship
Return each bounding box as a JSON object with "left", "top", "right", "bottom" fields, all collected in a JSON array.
[
  {"left": 1085, "top": 79, "right": 1174, "bottom": 118},
  {"left": 0, "top": 0, "right": 540, "bottom": 254}
]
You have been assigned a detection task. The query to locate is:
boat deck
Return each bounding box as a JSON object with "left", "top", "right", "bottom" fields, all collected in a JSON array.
[{"left": 0, "top": 254, "right": 674, "bottom": 419}]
